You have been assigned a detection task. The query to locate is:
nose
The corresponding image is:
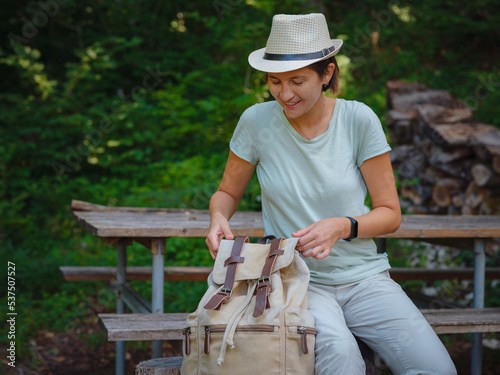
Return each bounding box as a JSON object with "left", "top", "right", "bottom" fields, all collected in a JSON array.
[{"left": 280, "top": 83, "right": 295, "bottom": 102}]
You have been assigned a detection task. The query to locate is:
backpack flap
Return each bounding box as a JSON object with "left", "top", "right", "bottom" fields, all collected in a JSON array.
[{"left": 212, "top": 237, "right": 299, "bottom": 284}]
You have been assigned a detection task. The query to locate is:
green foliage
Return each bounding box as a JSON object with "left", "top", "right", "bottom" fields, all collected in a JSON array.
[{"left": 1, "top": 0, "right": 499, "bottom": 364}]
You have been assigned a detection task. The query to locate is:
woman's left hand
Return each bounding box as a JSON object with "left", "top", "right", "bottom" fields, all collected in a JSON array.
[{"left": 292, "top": 217, "right": 350, "bottom": 260}]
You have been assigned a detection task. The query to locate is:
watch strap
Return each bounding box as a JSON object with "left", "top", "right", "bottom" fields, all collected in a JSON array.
[{"left": 344, "top": 216, "right": 358, "bottom": 242}]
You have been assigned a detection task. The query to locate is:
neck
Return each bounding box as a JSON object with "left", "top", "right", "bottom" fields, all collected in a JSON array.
[
  {"left": 285, "top": 96, "right": 327, "bottom": 140},
  {"left": 290, "top": 94, "right": 325, "bottom": 130}
]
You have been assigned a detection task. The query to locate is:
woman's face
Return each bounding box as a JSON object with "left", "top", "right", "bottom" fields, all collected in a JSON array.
[{"left": 267, "top": 66, "right": 325, "bottom": 119}]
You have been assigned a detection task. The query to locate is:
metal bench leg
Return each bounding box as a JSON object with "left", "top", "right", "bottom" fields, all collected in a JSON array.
[
  {"left": 116, "top": 245, "right": 127, "bottom": 375},
  {"left": 152, "top": 239, "right": 166, "bottom": 358},
  {"left": 471, "top": 239, "right": 485, "bottom": 375}
]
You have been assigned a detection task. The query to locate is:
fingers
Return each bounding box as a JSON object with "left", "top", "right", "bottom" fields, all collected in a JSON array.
[
  {"left": 206, "top": 221, "right": 234, "bottom": 260},
  {"left": 291, "top": 224, "right": 311, "bottom": 238},
  {"left": 300, "top": 246, "right": 331, "bottom": 259}
]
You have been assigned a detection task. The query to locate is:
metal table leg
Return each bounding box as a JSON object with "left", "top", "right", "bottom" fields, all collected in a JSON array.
[
  {"left": 152, "top": 239, "right": 165, "bottom": 358},
  {"left": 116, "top": 245, "right": 127, "bottom": 375},
  {"left": 471, "top": 239, "right": 485, "bottom": 375}
]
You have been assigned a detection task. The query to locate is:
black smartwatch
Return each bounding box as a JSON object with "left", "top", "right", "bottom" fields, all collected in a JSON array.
[{"left": 344, "top": 217, "right": 358, "bottom": 242}]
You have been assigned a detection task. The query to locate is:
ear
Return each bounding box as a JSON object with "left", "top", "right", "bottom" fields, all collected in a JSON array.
[{"left": 323, "top": 63, "right": 335, "bottom": 84}]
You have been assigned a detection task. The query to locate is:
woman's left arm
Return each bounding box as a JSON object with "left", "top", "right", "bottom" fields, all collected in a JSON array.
[
  {"left": 293, "top": 152, "right": 401, "bottom": 259},
  {"left": 356, "top": 151, "right": 401, "bottom": 238}
]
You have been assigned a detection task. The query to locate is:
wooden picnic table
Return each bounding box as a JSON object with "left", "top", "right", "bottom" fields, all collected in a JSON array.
[{"left": 71, "top": 199, "right": 500, "bottom": 375}]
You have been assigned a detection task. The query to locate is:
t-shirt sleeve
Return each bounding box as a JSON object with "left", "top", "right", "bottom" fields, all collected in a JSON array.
[
  {"left": 354, "top": 103, "right": 391, "bottom": 167},
  {"left": 229, "top": 105, "right": 259, "bottom": 165}
]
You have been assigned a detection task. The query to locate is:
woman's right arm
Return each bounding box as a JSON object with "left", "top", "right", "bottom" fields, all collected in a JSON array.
[{"left": 206, "top": 150, "right": 256, "bottom": 259}]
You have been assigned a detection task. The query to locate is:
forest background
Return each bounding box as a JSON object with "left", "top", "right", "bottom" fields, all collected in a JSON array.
[{"left": 1, "top": 0, "right": 499, "bottom": 373}]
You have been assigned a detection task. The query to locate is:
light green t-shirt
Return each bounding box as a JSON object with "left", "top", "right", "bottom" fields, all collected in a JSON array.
[{"left": 230, "top": 98, "right": 392, "bottom": 285}]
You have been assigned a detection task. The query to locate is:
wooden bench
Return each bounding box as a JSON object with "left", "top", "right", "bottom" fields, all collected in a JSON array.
[
  {"left": 61, "top": 265, "right": 500, "bottom": 282},
  {"left": 125, "top": 308, "right": 500, "bottom": 375},
  {"left": 99, "top": 308, "right": 500, "bottom": 342},
  {"left": 59, "top": 266, "right": 213, "bottom": 282}
]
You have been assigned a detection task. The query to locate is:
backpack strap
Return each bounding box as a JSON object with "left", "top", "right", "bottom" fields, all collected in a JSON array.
[
  {"left": 204, "top": 236, "right": 248, "bottom": 310},
  {"left": 253, "top": 237, "right": 285, "bottom": 317},
  {"left": 257, "top": 235, "right": 276, "bottom": 244}
]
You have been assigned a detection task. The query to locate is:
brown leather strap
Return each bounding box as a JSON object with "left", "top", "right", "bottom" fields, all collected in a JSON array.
[
  {"left": 253, "top": 238, "right": 285, "bottom": 317},
  {"left": 257, "top": 235, "right": 276, "bottom": 244},
  {"left": 204, "top": 236, "right": 248, "bottom": 310}
]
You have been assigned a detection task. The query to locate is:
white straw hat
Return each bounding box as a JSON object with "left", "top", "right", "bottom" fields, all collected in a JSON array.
[{"left": 248, "top": 13, "right": 343, "bottom": 73}]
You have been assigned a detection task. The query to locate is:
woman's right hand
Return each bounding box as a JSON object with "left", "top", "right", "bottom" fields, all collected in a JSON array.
[{"left": 206, "top": 212, "right": 234, "bottom": 260}]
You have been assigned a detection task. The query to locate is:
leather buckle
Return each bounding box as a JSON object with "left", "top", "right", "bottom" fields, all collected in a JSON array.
[
  {"left": 257, "top": 276, "right": 271, "bottom": 289},
  {"left": 218, "top": 287, "right": 232, "bottom": 298}
]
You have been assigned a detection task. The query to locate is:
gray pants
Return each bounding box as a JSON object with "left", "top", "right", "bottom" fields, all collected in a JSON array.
[{"left": 308, "top": 271, "right": 457, "bottom": 375}]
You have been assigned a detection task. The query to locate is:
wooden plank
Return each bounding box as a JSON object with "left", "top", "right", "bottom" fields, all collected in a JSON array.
[
  {"left": 60, "top": 266, "right": 500, "bottom": 282},
  {"left": 60, "top": 266, "right": 212, "bottom": 282},
  {"left": 71, "top": 200, "right": 187, "bottom": 214},
  {"left": 72, "top": 201, "right": 500, "bottom": 239},
  {"left": 99, "top": 308, "right": 500, "bottom": 341},
  {"left": 421, "top": 122, "right": 498, "bottom": 148},
  {"left": 72, "top": 209, "right": 264, "bottom": 238},
  {"left": 98, "top": 313, "right": 189, "bottom": 341},
  {"left": 389, "top": 267, "right": 500, "bottom": 281},
  {"left": 380, "top": 215, "right": 500, "bottom": 238},
  {"left": 422, "top": 308, "right": 500, "bottom": 334}
]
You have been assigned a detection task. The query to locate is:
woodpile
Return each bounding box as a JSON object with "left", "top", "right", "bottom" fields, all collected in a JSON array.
[{"left": 386, "top": 80, "right": 500, "bottom": 216}]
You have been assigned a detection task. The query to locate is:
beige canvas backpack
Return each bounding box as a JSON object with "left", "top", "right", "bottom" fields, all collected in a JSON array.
[{"left": 181, "top": 235, "right": 316, "bottom": 374}]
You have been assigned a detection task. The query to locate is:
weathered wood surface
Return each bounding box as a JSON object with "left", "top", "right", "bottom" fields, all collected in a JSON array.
[
  {"left": 134, "top": 355, "right": 381, "bottom": 375},
  {"left": 60, "top": 266, "right": 213, "bottom": 282},
  {"left": 61, "top": 266, "right": 500, "bottom": 282},
  {"left": 72, "top": 200, "right": 500, "bottom": 239},
  {"left": 71, "top": 200, "right": 264, "bottom": 238},
  {"left": 100, "top": 308, "right": 500, "bottom": 342},
  {"left": 417, "top": 103, "right": 473, "bottom": 125},
  {"left": 471, "top": 163, "right": 500, "bottom": 187},
  {"left": 99, "top": 313, "right": 190, "bottom": 341},
  {"left": 389, "top": 267, "right": 500, "bottom": 281},
  {"left": 422, "top": 308, "right": 500, "bottom": 334},
  {"left": 381, "top": 215, "right": 500, "bottom": 238},
  {"left": 136, "top": 357, "right": 182, "bottom": 375}
]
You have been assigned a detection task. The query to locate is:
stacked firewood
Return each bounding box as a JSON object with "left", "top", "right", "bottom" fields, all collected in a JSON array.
[{"left": 386, "top": 80, "right": 500, "bottom": 215}]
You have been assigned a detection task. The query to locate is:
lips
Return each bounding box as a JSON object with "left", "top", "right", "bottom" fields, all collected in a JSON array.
[{"left": 284, "top": 100, "right": 301, "bottom": 109}]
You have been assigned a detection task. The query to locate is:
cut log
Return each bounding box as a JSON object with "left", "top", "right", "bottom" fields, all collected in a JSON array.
[
  {"left": 464, "top": 182, "right": 488, "bottom": 209},
  {"left": 390, "top": 89, "right": 454, "bottom": 112},
  {"left": 389, "top": 120, "right": 414, "bottom": 144},
  {"left": 136, "top": 357, "right": 182, "bottom": 375},
  {"left": 471, "top": 164, "right": 500, "bottom": 187},
  {"left": 390, "top": 144, "right": 418, "bottom": 164},
  {"left": 434, "top": 160, "right": 470, "bottom": 180},
  {"left": 401, "top": 184, "right": 432, "bottom": 205},
  {"left": 451, "top": 193, "right": 465, "bottom": 208},
  {"left": 417, "top": 104, "right": 473, "bottom": 124},
  {"left": 386, "top": 109, "right": 418, "bottom": 126},
  {"left": 431, "top": 178, "right": 463, "bottom": 208},
  {"left": 421, "top": 122, "right": 498, "bottom": 148},
  {"left": 428, "top": 147, "right": 473, "bottom": 167},
  {"left": 397, "top": 151, "right": 427, "bottom": 180},
  {"left": 432, "top": 185, "right": 451, "bottom": 207},
  {"left": 479, "top": 197, "right": 500, "bottom": 215},
  {"left": 471, "top": 127, "right": 500, "bottom": 150}
]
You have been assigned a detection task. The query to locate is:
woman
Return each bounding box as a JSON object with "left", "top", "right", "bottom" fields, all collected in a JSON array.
[{"left": 206, "top": 13, "right": 457, "bottom": 375}]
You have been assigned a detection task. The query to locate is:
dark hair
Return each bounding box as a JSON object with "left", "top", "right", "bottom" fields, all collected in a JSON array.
[
  {"left": 262, "top": 56, "right": 340, "bottom": 94},
  {"left": 308, "top": 56, "right": 340, "bottom": 94}
]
